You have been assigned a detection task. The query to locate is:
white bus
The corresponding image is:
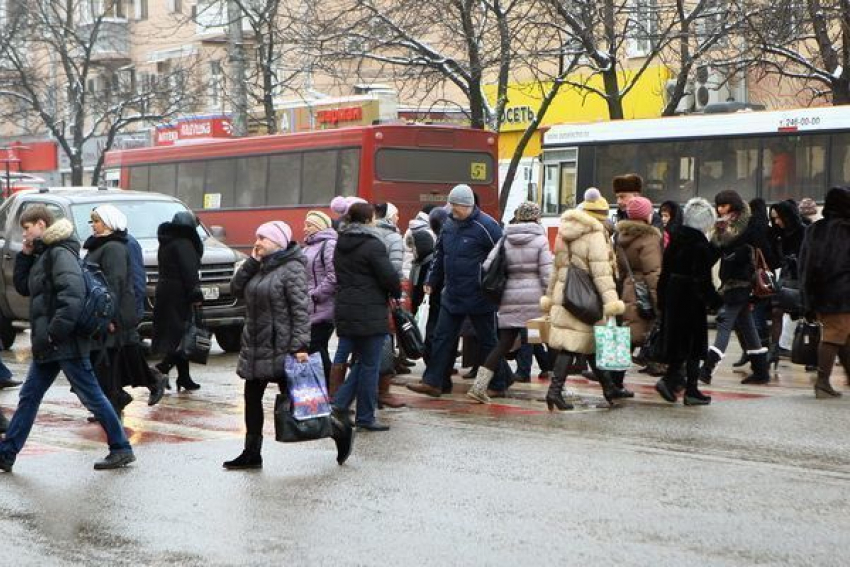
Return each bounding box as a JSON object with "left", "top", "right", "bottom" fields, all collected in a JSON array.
[{"left": 535, "top": 105, "right": 850, "bottom": 230}]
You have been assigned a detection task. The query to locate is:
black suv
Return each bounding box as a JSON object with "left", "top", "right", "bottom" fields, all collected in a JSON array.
[{"left": 0, "top": 187, "right": 246, "bottom": 351}]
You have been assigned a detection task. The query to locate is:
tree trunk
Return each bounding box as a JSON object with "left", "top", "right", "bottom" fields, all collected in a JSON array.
[
  {"left": 227, "top": 0, "right": 249, "bottom": 137},
  {"left": 602, "top": 68, "right": 624, "bottom": 120}
]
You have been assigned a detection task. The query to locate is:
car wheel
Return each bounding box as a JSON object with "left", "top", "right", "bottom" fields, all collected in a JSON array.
[
  {"left": 215, "top": 326, "right": 243, "bottom": 353},
  {"left": 0, "top": 317, "right": 15, "bottom": 350}
]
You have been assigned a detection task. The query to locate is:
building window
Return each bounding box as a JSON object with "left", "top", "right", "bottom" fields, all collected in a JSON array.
[
  {"left": 134, "top": 0, "right": 148, "bottom": 20},
  {"left": 167, "top": 0, "right": 182, "bottom": 13},
  {"left": 628, "top": 0, "right": 658, "bottom": 57}
]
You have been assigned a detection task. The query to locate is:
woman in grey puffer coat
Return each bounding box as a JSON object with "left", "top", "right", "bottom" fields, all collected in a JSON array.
[
  {"left": 374, "top": 202, "right": 404, "bottom": 280},
  {"left": 223, "top": 221, "right": 353, "bottom": 469},
  {"left": 467, "top": 202, "right": 553, "bottom": 404}
]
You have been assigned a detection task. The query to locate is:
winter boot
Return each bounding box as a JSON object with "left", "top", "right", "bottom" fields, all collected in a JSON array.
[
  {"left": 467, "top": 367, "right": 494, "bottom": 404},
  {"left": 0, "top": 409, "right": 8, "bottom": 434},
  {"left": 683, "top": 361, "right": 711, "bottom": 405},
  {"left": 698, "top": 347, "right": 723, "bottom": 384},
  {"left": 610, "top": 371, "right": 634, "bottom": 398},
  {"left": 814, "top": 370, "right": 842, "bottom": 399},
  {"left": 377, "top": 374, "right": 407, "bottom": 409},
  {"left": 331, "top": 411, "right": 354, "bottom": 465},
  {"left": 223, "top": 434, "right": 263, "bottom": 470},
  {"left": 655, "top": 364, "right": 684, "bottom": 403},
  {"left": 592, "top": 367, "right": 627, "bottom": 405},
  {"left": 328, "top": 363, "right": 347, "bottom": 398},
  {"left": 545, "top": 373, "right": 573, "bottom": 411},
  {"left": 741, "top": 350, "right": 771, "bottom": 384}
]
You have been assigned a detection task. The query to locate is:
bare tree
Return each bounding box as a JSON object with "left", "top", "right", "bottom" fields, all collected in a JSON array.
[
  {"left": 0, "top": 0, "right": 201, "bottom": 185},
  {"left": 741, "top": 0, "right": 850, "bottom": 105}
]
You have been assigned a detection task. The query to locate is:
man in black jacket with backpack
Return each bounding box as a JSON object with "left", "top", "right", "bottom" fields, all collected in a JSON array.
[{"left": 0, "top": 206, "right": 134, "bottom": 473}]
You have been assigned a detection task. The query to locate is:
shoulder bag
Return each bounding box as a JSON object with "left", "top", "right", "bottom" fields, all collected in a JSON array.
[
  {"left": 752, "top": 247, "right": 776, "bottom": 298},
  {"left": 616, "top": 245, "right": 655, "bottom": 320},
  {"left": 791, "top": 320, "right": 821, "bottom": 367},
  {"left": 561, "top": 246, "right": 603, "bottom": 325},
  {"left": 481, "top": 237, "right": 508, "bottom": 304},
  {"left": 180, "top": 306, "right": 212, "bottom": 365}
]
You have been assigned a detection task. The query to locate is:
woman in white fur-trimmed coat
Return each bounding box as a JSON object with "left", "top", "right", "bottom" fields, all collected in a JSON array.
[{"left": 540, "top": 189, "right": 626, "bottom": 408}]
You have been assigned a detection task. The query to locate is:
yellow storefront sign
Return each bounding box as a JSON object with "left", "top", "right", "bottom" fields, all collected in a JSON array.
[{"left": 486, "top": 66, "right": 671, "bottom": 159}]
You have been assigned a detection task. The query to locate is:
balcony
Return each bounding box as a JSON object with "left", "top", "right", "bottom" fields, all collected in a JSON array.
[{"left": 79, "top": 19, "right": 130, "bottom": 64}]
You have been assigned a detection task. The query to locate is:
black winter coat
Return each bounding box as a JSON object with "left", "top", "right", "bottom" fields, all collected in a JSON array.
[
  {"left": 711, "top": 206, "right": 764, "bottom": 297},
  {"left": 13, "top": 219, "right": 92, "bottom": 363},
  {"left": 334, "top": 224, "right": 401, "bottom": 337},
  {"left": 769, "top": 201, "right": 806, "bottom": 278},
  {"left": 84, "top": 232, "right": 139, "bottom": 348},
  {"left": 151, "top": 222, "right": 203, "bottom": 355},
  {"left": 232, "top": 244, "right": 311, "bottom": 380},
  {"left": 800, "top": 216, "right": 850, "bottom": 314},
  {"left": 657, "top": 226, "right": 721, "bottom": 362}
]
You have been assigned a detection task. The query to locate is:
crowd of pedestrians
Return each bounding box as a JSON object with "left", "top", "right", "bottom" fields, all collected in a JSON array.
[{"left": 1, "top": 177, "right": 849, "bottom": 475}]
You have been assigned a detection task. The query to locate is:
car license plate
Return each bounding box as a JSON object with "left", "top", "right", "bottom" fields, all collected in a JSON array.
[{"left": 201, "top": 286, "right": 219, "bottom": 300}]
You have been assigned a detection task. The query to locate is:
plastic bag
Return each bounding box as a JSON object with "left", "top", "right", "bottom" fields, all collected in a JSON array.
[
  {"left": 416, "top": 294, "right": 430, "bottom": 338},
  {"left": 284, "top": 353, "right": 331, "bottom": 421},
  {"left": 594, "top": 318, "right": 632, "bottom": 371}
]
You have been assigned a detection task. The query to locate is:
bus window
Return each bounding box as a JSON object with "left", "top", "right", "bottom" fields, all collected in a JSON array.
[
  {"left": 338, "top": 148, "right": 360, "bottom": 196},
  {"left": 696, "top": 138, "right": 758, "bottom": 202},
  {"left": 829, "top": 133, "right": 850, "bottom": 188},
  {"left": 206, "top": 159, "right": 237, "bottom": 207},
  {"left": 596, "top": 141, "right": 697, "bottom": 204},
  {"left": 234, "top": 156, "right": 269, "bottom": 207},
  {"left": 374, "top": 149, "right": 495, "bottom": 184},
  {"left": 149, "top": 164, "right": 177, "bottom": 196},
  {"left": 303, "top": 150, "right": 338, "bottom": 205},
  {"left": 268, "top": 153, "right": 301, "bottom": 206},
  {"left": 128, "top": 165, "right": 149, "bottom": 192},
  {"left": 762, "top": 135, "right": 827, "bottom": 202},
  {"left": 178, "top": 161, "right": 206, "bottom": 209}
]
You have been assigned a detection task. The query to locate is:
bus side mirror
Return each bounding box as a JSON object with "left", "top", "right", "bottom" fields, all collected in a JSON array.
[{"left": 210, "top": 225, "right": 227, "bottom": 241}]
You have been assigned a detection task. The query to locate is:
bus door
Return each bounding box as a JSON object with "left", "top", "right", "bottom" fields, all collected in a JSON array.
[{"left": 540, "top": 147, "right": 577, "bottom": 245}]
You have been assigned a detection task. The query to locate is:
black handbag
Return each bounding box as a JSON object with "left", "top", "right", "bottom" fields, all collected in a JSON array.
[
  {"left": 392, "top": 305, "right": 425, "bottom": 359},
  {"left": 180, "top": 306, "right": 212, "bottom": 365},
  {"left": 562, "top": 250, "right": 602, "bottom": 325},
  {"left": 481, "top": 237, "right": 508, "bottom": 304},
  {"left": 791, "top": 320, "right": 821, "bottom": 366},
  {"left": 617, "top": 246, "right": 655, "bottom": 320},
  {"left": 774, "top": 256, "right": 802, "bottom": 315},
  {"left": 637, "top": 320, "right": 664, "bottom": 363},
  {"left": 273, "top": 394, "right": 333, "bottom": 443}
]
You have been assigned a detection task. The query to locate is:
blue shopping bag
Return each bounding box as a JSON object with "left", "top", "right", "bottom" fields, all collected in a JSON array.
[
  {"left": 284, "top": 353, "right": 331, "bottom": 421},
  {"left": 594, "top": 318, "right": 632, "bottom": 372}
]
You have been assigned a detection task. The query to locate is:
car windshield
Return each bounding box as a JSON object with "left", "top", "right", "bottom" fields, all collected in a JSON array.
[{"left": 71, "top": 200, "right": 209, "bottom": 240}]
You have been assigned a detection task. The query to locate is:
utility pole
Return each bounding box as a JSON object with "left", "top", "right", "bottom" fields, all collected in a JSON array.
[{"left": 227, "top": 0, "right": 249, "bottom": 137}]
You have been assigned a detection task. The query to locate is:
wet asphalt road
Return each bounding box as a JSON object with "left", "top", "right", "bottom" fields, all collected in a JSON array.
[{"left": 1, "top": 332, "right": 849, "bottom": 566}]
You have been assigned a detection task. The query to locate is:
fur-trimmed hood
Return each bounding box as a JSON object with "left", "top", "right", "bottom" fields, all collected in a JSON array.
[
  {"left": 615, "top": 219, "right": 661, "bottom": 247},
  {"left": 559, "top": 209, "right": 607, "bottom": 243},
  {"left": 41, "top": 218, "right": 75, "bottom": 245},
  {"left": 712, "top": 203, "right": 752, "bottom": 248}
]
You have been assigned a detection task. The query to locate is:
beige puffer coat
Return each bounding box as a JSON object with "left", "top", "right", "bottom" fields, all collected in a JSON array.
[
  {"left": 540, "top": 209, "right": 625, "bottom": 354},
  {"left": 615, "top": 220, "right": 662, "bottom": 345}
]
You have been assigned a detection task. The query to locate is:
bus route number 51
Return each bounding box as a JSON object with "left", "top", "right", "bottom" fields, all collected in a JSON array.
[{"left": 470, "top": 162, "right": 487, "bottom": 181}]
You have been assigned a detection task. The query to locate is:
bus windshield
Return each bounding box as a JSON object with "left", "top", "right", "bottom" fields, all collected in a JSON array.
[{"left": 71, "top": 201, "right": 208, "bottom": 241}]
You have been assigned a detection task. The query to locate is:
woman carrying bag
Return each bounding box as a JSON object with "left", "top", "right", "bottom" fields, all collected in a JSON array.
[
  {"left": 152, "top": 211, "right": 204, "bottom": 391},
  {"left": 540, "top": 188, "right": 626, "bottom": 407},
  {"left": 224, "top": 221, "right": 353, "bottom": 469}
]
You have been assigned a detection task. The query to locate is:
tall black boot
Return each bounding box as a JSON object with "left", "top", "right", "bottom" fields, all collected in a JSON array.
[
  {"left": 699, "top": 348, "right": 722, "bottom": 384},
  {"left": 684, "top": 360, "right": 711, "bottom": 405},
  {"left": 731, "top": 329, "right": 750, "bottom": 368},
  {"left": 591, "top": 365, "right": 627, "bottom": 405},
  {"left": 223, "top": 434, "right": 263, "bottom": 469},
  {"left": 741, "top": 351, "right": 770, "bottom": 384},
  {"left": 0, "top": 409, "right": 8, "bottom": 434},
  {"left": 545, "top": 373, "right": 573, "bottom": 411}
]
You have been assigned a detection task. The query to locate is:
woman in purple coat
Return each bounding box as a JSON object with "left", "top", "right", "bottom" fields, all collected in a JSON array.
[
  {"left": 467, "top": 202, "right": 553, "bottom": 404},
  {"left": 302, "top": 210, "right": 337, "bottom": 378}
]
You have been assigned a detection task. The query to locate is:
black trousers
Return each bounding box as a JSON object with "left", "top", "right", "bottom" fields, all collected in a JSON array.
[
  {"left": 309, "top": 321, "right": 335, "bottom": 377},
  {"left": 243, "top": 380, "right": 283, "bottom": 436}
]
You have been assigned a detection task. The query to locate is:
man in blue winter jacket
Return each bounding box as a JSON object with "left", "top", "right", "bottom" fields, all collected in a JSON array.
[{"left": 407, "top": 184, "right": 503, "bottom": 398}]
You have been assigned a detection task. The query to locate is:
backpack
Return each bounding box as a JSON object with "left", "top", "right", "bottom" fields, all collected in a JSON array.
[
  {"left": 47, "top": 248, "right": 116, "bottom": 338},
  {"left": 76, "top": 260, "right": 116, "bottom": 338}
]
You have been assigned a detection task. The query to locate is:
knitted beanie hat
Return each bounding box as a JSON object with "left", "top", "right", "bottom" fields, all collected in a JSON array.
[
  {"left": 683, "top": 198, "right": 717, "bottom": 234},
  {"left": 256, "top": 220, "right": 292, "bottom": 248},
  {"left": 626, "top": 196, "right": 654, "bottom": 223},
  {"left": 580, "top": 187, "right": 610, "bottom": 220},
  {"left": 514, "top": 201, "right": 541, "bottom": 222},
  {"left": 305, "top": 210, "right": 332, "bottom": 231}
]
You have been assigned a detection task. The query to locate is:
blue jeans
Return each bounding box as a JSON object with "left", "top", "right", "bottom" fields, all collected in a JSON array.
[
  {"left": 333, "top": 334, "right": 385, "bottom": 426},
  {"left": 422, "top": 307, "right": 498, "bottom": 389},
  {"left": 713, "top": 298, "right": 762, "bottom": 354},
  {"left": 0, "top": 358, "right": 132, "bottom": 459},
  {"left": 333, "top": 336, "right": 353, "bottom": 364}
]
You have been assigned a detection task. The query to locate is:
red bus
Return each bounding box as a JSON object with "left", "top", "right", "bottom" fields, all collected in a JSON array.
[{"left": 104, "top": 124, "right": 499, "bottom": 251}]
